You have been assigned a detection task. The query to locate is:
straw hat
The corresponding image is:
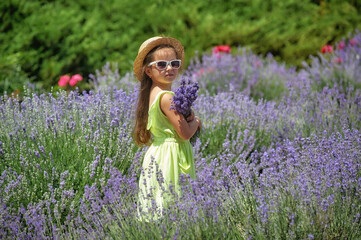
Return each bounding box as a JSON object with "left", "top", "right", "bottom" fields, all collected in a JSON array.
[{"left": 133, "top": 36, "right": 184, "bottom": 81}]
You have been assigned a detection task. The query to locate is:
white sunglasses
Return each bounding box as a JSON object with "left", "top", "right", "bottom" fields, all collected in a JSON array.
[{"left": 148, "top": 59, "right": 182, "bottom": 70}]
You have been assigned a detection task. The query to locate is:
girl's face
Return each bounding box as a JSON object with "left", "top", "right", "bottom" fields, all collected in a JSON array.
[{"left": 145, "top": 47, "right": 179, "bottom": 87}]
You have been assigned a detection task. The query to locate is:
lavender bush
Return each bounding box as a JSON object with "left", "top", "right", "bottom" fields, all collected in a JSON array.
[
  {"left": 187, "top": 30, "right": 361, "bottom": 103},
  {"left": 186, "top": 48, "right": 306, "bottom": 102},
  {"left": 0, "top": 88, "right": 141, "bottom": 230},
  {"left": 303, "top": 30, "right": 361, "bottom": 94},
  {"left": 89, "top": 62, "right": 138, "bottom": 93},
  {"left": 1, "top": 32, "right": 361, "bottom": 239}
]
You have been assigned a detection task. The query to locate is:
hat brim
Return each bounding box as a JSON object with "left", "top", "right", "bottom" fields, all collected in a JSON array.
[{"left": 133, "top": 37, "right": 184, "bottom": 81}]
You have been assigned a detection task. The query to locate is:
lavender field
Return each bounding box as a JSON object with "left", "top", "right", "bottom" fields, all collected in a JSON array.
[{"left": 1, "top": 33, "right": 361, "bottom": 239}]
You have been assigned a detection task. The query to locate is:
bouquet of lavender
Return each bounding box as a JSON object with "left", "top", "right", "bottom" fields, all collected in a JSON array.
[{"left": 171, "top": 77, "right": 200, "bottom": 143}]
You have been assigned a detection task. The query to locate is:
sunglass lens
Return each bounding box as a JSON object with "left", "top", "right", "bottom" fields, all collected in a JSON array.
[
  {"left": 156, "top": 61, "right": 167, "bottom": 69},
  {"left": 171, "top": 60, "right": 181, "bottom": 69}
]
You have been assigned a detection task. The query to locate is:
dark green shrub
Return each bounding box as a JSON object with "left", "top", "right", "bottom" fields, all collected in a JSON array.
[{"left": 1, "top": 0, "right": 360, "bottom": 94}]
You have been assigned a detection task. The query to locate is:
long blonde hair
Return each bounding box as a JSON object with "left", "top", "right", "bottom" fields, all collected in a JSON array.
[{"left": 133, "top": 44, "right": 177, "bottom": 146}]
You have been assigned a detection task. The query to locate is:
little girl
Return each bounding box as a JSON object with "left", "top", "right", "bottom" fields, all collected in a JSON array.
[{"left": 133, "top": 36, "right": 201, "bottom": 218}]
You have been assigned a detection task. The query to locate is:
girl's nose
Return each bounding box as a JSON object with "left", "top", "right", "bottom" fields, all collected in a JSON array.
[{"left": 166, "top": 63, "right": 173, "bottom": 70}]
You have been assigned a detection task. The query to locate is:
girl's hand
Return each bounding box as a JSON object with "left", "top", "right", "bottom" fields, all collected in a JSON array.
[
  {"left": 186, "top": 109, "right": 195, "bottom": 122},
  {"left": 195, "top": 116, "right": 202, "bottom": 131}
]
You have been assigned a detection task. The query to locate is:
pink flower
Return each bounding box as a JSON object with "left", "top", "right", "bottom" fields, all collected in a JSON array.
[
  {"left": 69, "top": 78, "right": 77, "bottom": 87},
  {"left": 69, "top": 74, "right": 83, "bottom": 87},
  {"left": 58, "top": 75, "right": 70, "bottom": 87},
  {"left": 213, "top": 45, "right": 231, "bottom": 54},
  {"left": 71, "top": 74, "right": 83, "bottom": 82},
  {"left": 334, "top": 57, "right": 342, "bottom": 64},
  {"left": 338, "top": 42, "right": 345, "bottom": 50},
  {"left": 321, "top": 44, "right": 333, "bottom": 54},
  {"left": 253, "top": 60, "right": 262, "bottom": 68}
]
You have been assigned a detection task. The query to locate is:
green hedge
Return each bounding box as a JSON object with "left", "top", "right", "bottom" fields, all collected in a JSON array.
[{"left": 1, "top": 0, "right": 360, "bottom": 93}]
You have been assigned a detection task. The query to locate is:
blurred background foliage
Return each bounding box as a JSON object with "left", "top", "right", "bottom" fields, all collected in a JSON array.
[{"left": 1, "top": 0, "right": 360, "bottom": 94}]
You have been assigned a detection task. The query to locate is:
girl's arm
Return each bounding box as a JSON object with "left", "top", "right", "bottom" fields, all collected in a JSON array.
[
  {"left": 187, "top": 109, "right": 202, "bottom": 131},
  {"left": 160, "top": 93, "right": 201, "bottom": 140}
]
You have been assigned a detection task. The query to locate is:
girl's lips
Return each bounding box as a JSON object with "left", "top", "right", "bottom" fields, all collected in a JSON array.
[{"left": 165, "top": 73, "right": 174, "bottom": 77}]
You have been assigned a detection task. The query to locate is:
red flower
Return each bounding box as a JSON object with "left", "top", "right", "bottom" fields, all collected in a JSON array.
[
  {"left": 349, "top": 38, "right": 359, "bottom": 47},
  {"left": 58, "top": 75, "right": 70, "bottom": 87},
  {"left": 321, "top": 44, "right": 333, "bottom": 54},
  {"left": 338, "top": 42, "right": 345, "bottom": 50},
  {"left": 193, "top": 67, "right": 215, "bottom": 79},
  {"left": 213, "top": 45, "right": 231, "bottom": 54},
  {"left": 69, "top": 74, "right": 83, "bottom": 87},
  {"left": 350, "top": 38, "right": 355, "bottom": 46}
]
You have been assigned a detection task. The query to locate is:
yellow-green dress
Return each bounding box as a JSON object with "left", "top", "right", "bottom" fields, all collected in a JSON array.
[{"left": 138, "top": 90, "right": 196, "bottom": 219}]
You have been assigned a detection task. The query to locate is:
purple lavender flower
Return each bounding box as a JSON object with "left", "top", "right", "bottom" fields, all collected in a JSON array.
[{"left": 170, "top": 77, "right": 199, "bottom": 118}]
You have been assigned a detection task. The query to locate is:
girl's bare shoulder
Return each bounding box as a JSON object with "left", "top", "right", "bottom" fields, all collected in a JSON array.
[
  {"left": 160, "top": 92, "right": 173, "bottom": 109},
  {"left": 149, "top": 88, "right": 162, "bottom": 109}
]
